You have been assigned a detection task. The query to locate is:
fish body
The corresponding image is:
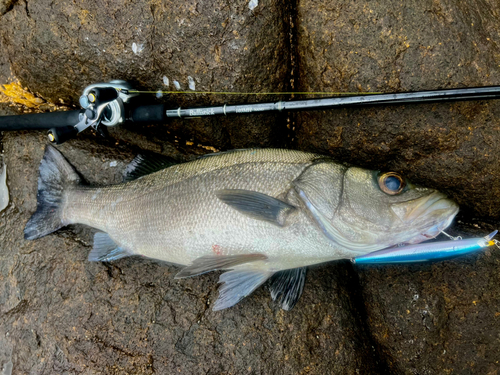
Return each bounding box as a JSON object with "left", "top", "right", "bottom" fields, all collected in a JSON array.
[
  {"left": 25, "top": 146, "right": 459, "bottom": 310},
  {"left": 64, "top": 150, "right": 345, "bottom": 268}
]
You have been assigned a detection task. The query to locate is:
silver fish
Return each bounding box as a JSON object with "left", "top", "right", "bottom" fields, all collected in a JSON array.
[{"left": 25, "top": 146, "right": 459, "bottom": 310}]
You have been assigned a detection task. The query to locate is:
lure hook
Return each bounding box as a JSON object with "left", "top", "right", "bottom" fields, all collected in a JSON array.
[{"left": 441, "top": 231, "right": 462, "bottom": 241}]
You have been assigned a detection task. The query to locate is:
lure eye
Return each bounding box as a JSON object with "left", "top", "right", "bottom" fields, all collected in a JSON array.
[{"left": 378, "top": 172, "right": 406, "bottom": 195}]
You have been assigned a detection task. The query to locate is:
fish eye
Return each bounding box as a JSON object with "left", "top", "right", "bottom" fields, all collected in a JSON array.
[{"left": 378, "top": 172, "right": 406, "bottom": 195}]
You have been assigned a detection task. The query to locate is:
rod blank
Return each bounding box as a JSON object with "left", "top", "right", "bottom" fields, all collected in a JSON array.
[{"left": 166, "top": 86, "right": 500, "bottom": 119}]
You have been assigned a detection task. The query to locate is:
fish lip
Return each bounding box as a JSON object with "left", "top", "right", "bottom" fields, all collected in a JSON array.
[
  {"left": 406, "top": 200, "right": 459, "bottom": 244},
  {"left": 389, "top": 190, "right": 459, "bottom": 244},
  {"left": 428, "top": 205, "right": 458, "bottom": 231},
  {"left": 398, "top": 191, "right": 447, "bottom": 223}
]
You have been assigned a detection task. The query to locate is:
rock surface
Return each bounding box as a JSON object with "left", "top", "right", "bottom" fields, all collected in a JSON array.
[
  {"left": 296, "top": 0, "right": 500, "bottom": 219},
  {"left": 0, "top": 132, "right": 390, "bottom": 375},
  {"left": 1, "top": 0, "right": 500, "bottom": 374},
  {"left": 1, "top": 0, "right": 292, "bottom": 149}
]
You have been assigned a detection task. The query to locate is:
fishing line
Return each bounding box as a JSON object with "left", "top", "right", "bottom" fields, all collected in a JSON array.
[{"left": 123, "top": 89, "right": 383, "bottom": 96}]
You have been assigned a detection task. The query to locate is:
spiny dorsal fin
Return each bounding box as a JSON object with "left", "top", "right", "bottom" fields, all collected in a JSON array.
[
  {"left": 197, "top": 148, "right": 260, "bottom": 159},
  {"left": 216, "top": 189, "right": 296, "bottom": 226},
  {"left": 123, "top": 153, "right": 177, "bottom": 182},
  {"left": 88, "top": 232, "right": 131, "bottom": 262},
  {"left": 270, "top": 267, "right": 307, "bottom": 311},
  {"left": 175, "top": 253, "right": 268, "bottom": 278}
]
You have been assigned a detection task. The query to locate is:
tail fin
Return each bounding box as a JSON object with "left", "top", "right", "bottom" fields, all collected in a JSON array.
[{"left": 24, "top": 145, "right": 80, "bottom": 240}]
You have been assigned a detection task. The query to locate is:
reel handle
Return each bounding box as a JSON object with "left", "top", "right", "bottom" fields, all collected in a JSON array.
[{"left": 48, "top": 126, "right": 78, "bottom": 144}]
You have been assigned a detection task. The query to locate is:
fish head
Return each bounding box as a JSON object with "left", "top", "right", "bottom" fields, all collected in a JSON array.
[{"left": 296, "top": 162, "right": 459, "bottom": 252}]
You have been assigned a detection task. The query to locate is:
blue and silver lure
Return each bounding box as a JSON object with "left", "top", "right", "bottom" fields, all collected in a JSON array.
[{"left": 353, "top": 231, "right": 499, "bottom": 264}]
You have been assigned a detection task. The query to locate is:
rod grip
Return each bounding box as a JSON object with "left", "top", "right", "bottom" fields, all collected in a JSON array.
[{"left": 0, "top": 110, "right": 82, "bottom": 130}]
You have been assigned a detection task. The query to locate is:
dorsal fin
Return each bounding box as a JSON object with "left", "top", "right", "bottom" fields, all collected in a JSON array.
[
  {"left": 123, "top": 153, "right": 177, "bottom": 182},
  {"left": 197, "top": 148, "right": 260, "bottom": 159}
]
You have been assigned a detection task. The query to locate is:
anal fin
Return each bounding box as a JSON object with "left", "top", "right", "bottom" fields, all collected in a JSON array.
[
  {"left": 175, "top": 253, "right": 267, "bottom": 278},
  {"left": 88, "top": 232, "right": 131, "bottom": 262},
  {"left": 213, "top": 267, "right": 273, "bottom": 311},
  {"left": 175, "top": 253, "right": 273, "bottom": 310},
  {"left": 270, "top": 267, "right": 307, "bottom": 311}
]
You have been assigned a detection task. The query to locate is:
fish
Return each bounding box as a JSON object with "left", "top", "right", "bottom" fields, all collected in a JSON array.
[{"left": 24, "top": 145, "right": 459, "bottom": 310}]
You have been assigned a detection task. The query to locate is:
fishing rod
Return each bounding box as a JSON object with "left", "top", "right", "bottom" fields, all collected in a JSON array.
[{"left": 1, "top": 80, "right": 500, "bottom": 144}]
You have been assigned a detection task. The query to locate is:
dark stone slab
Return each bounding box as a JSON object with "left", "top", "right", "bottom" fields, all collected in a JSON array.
[{"left": 296, "top": 0, "right": 500, "bottom": 219}]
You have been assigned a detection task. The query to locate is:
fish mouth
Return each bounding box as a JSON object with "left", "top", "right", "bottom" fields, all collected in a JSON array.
[
  {"left": 391, "top": 191, "right": 459, "bottom": 245},
  {"left": 407, "top": 195, "right": 459, "bottom": 244}
]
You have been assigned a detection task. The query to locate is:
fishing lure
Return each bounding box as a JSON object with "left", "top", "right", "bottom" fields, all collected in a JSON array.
[{"left": 353, "top": 231, "right": 499, "bottom": 264}]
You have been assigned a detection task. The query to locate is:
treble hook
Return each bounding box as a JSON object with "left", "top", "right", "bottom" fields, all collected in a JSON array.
[{"left": 441, "top": 231, "right": 462, "bottom": 241}]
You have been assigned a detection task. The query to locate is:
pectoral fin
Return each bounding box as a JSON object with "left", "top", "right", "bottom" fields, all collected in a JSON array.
[
  {"left": 269, "top": 267, "right": 307, "bottom": 311},
  {"left": 216, "top": 189, "right": 296, "bottom": 226},
  {"left": 88, "top": 232, "right": 131, "bottom": 262}
]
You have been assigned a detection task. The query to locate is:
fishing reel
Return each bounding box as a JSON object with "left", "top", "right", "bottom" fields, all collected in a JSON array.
[{"left": 48, "top": 80, "right": 138, "bottom": 144}]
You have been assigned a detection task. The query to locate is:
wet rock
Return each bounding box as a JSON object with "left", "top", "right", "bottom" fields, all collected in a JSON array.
[
  {"left": 296, "top": 0, "right": 500, "bottom": 373},
  {"left": 0, "top": 0, "right": 15, "bottom": 17},
  {"left": 0, "top": 40, "right": 11, "bottom": 83},
  {"left": 296, "top": 0, "right": 500, "bottom": 219},
  {"left": 0, "top": 0, "right": 292, "bottom": 149},
  {"left": 0, "top": 133, "right": 391, "bottom": 374}
]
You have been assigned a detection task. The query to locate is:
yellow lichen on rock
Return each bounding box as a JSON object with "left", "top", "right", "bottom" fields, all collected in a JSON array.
[{"left": 0, "top": 81, "right": 45, "bottom": 108}]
